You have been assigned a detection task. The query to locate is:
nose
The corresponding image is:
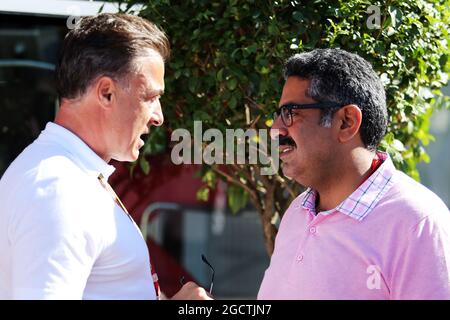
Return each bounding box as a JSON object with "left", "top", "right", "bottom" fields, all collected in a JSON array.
[
  {"left": 270, "top": 116, "right": 287, "bottom": 140},
  {"left": 149, "top": 100, "right": 164, "bottom": 127}
]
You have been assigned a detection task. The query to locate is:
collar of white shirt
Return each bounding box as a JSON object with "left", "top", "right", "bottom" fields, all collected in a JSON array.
[{"left": 38, "top": 122, "right": 116, "bottom": 180}]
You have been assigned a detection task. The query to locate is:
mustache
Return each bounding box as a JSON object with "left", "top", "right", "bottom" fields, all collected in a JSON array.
[{"left": 278, "top": 135, "right": 296, "bottom": 147}]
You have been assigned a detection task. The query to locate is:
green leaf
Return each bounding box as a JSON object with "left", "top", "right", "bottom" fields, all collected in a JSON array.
[
  {"left": 293, "top": 11, "right": 304, "bottom": 22},
  {"left": 139, "top": 157, "right": 150, "bottom": 175},
  {"left": 217, "top": 68, "right": 224, "bottom": 82},
  {"left": 227, "top": 185, "right": 248, "bottom": 214},
  {"left": 384, "top": 132, "right": 394, "bottom": 144},
  {"left": 227, "top": 78, "right": 238, "bottom": 91},
  {"left": 419, "top": 87, "right": 434, "bottom": 100},
  {"left": 229, "top": 96, "right": 237, "bottom": 109},
  {"left": 247, "top": 44, "right": 257, "bottom": 54},
  {"left": 392, "top": 139, "right": 406, "bottom": 152},
  {"left": 268, "top": 22, "right": 279, "bottom": 35},
  {"left": 196, "top": 186, "right": 210, "bottom": 202},
  {"left": 188, "top": 77, "right": 198, "bottom": 93},
  {"left": 259, "top": 66, "right": 270, "bottom": 75},
  {"left": 174, "top": 69, "right": 182, "bottom": 79},
  {"left": 202, "top": 170, "right": 217, "bottom": 188}
]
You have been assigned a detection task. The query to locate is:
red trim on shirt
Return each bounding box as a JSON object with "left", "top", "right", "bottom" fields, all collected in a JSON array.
[{"left": 359, "top": 153, "right": 383, "bottom": 187}]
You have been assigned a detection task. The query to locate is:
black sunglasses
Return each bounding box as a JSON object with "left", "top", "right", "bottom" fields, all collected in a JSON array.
[
  {"left": 179, "top": 254, "right": 215, "bottom": 295},
  {"left": 201, "top": 254, "right": 215, "bottom": 294},
  {"left": 272, "top": 102, "right": 343, "bottom": 127}
]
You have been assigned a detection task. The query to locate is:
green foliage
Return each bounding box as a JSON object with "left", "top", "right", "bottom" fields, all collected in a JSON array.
[
  {"left": 131, "top": 124, "right": 166, "bottom": 175},
  {"left": 227, "top": 184, "right": 249, "bottom": 214},
  {"left": 323, "top": 0, "right": 450, "bottom": 179},
  {"left": 123, "top": 0, "right": 449, "bottom": 218}
]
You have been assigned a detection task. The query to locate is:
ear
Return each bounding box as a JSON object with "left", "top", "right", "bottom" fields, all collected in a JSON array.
[
  {"left": 95, "top": 76, "right": 116, "bottom": 109},
  {"left": 335, "top": 104, "right": 362, "bottom": 144}
]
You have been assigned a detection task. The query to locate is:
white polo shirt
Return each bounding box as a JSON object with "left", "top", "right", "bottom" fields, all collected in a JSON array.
[{"left": 0, "top": 122, "right": 157, "bottom": 300}]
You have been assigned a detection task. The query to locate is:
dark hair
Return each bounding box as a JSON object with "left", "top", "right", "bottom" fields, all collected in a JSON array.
[
  {"left": 56, "top": 13, "right": 170, "bottom": 100},
  {"left": 283, "top": 49, "right": 388, "bottom": 150}
]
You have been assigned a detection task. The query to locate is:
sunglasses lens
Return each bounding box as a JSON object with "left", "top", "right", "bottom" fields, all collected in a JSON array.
[
  {"left": 272, "top": 111, "right": 279, "bottom": 121},
  {"left": 281, "top": 107, "right": 291, "bottom": 126}
]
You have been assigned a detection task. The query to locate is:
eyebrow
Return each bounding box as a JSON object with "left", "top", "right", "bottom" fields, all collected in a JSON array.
[
  {"left": 278, "top": 101, "right": 298, "bottom": 108},
  {"left": 146, "top": 89, "right": 164, "bottom": 96}
]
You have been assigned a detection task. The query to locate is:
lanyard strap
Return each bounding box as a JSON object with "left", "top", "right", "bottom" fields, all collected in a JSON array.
[
  {"left": 150, "top": 259, "right": 161, "bottom": 299},
  {"left": 98, "top": 173, "right": 133, "bottom": 221},
  {"left": 98, "top": 173, "right": 161, "bottom": 299}
]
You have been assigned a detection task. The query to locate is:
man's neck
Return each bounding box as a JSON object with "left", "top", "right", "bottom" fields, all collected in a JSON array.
[
  {"left": 314, "top": 148, "right": 377, "bottom": 213},
  {"left": 54, "top": 102, "right": 111, "bottom": 163}
]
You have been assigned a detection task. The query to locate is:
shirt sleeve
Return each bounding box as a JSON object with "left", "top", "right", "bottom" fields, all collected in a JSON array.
[
  {"left": 390, "top": 212, "right": 450, "bottom": 300},
  {"left": 9, "top": 185, "right": 100, "bottom": 299}
]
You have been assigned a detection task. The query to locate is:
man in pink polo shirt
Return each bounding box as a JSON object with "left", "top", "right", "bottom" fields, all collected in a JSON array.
[{"left": 258, "top": 49, "right": 450, "bottom": 300}]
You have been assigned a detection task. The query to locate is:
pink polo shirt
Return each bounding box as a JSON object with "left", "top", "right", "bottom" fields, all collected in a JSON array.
[{"left": 258, "top": 153, "right": 450, "bottom": 300}]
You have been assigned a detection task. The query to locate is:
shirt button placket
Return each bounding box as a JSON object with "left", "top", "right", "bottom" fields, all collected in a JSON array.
[{"left": 295, "top": 225, "right": 317, "bottom": 264}]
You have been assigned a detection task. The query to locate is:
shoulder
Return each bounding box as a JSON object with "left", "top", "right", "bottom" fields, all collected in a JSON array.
[
  {"left": 391, "top": 171, "right": 447, "bottom": 213},
  {"left": 2, "top": 141, "right": 103, "bottom": 227},
  {"left": 283, "top": 190, "right": 310, "bottom": 214},
  {"left": 2, "top": 138, "right": 86, "bottom": 188},
  {"left": 278, "top": 189, "right": 311, "bottom": 225},
  {"left": 1, "top": 139, "right": 109, "bottom": 260},
  {"left": 5, "top": 160, "right": 105, "bottom": 256},
  {"left": 5, "top": 138, "right": 94, "bottom": 194},
  {"left": 375, "top": 170, "right": 449, "bottom": 230}
]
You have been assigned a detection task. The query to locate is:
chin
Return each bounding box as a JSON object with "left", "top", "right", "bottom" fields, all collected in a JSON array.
[
  {"left": 281, "top": 168, "right": 293, "bottom": 180},
  {"left": 129, "top": 152, "right": 139, "bottom": 162},
  {"left": 114, "top": 152, "right": 139, "bottom": 163},
  {"left": 126, "top": 145, "right": 140, "bottom": 162},
  {"left": 281, "top": 163, "right": 294, "bottom": 179},
  {"left": 281, "top": 164, "right": 304, "bottom": 184}
]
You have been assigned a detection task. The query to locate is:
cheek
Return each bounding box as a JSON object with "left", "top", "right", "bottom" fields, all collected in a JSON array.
[
  {"left": 138, "top": 103, "right": 152, "bottom": 123},
  {"left": 294, "top": 128, "right": 329, "bottom": 155},
  {"left": 130, "top": 103, "right": 150, "bottom": 132},
  {"left": 309, "top": 131, "right": 335, "bottom": 162}
]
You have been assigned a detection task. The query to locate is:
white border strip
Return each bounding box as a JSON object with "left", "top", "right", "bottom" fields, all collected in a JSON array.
[{"left": 0, "top": 0, "right": 143, "bottom": 17}]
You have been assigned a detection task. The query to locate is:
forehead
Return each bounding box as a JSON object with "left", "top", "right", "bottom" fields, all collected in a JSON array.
[
  {"left": 279, "top": 76, "right": 316, "bottom": 106},
  {"left": 132, "top": 52, "right": 165, "bottom": 92},
  {"left": 279, "top": 76, "right": 323, "bottom": 121}
]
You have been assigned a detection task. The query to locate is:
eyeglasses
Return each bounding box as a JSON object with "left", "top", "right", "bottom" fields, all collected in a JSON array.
[
  {"left": 179, "top": 254, "right": 215, "bottom": 295},
  {"left": 272, "top": 102, "right": 343, "bottom": 127},
  {"left": 201, "top": 254, "right": 215, "bottom": 294}
]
